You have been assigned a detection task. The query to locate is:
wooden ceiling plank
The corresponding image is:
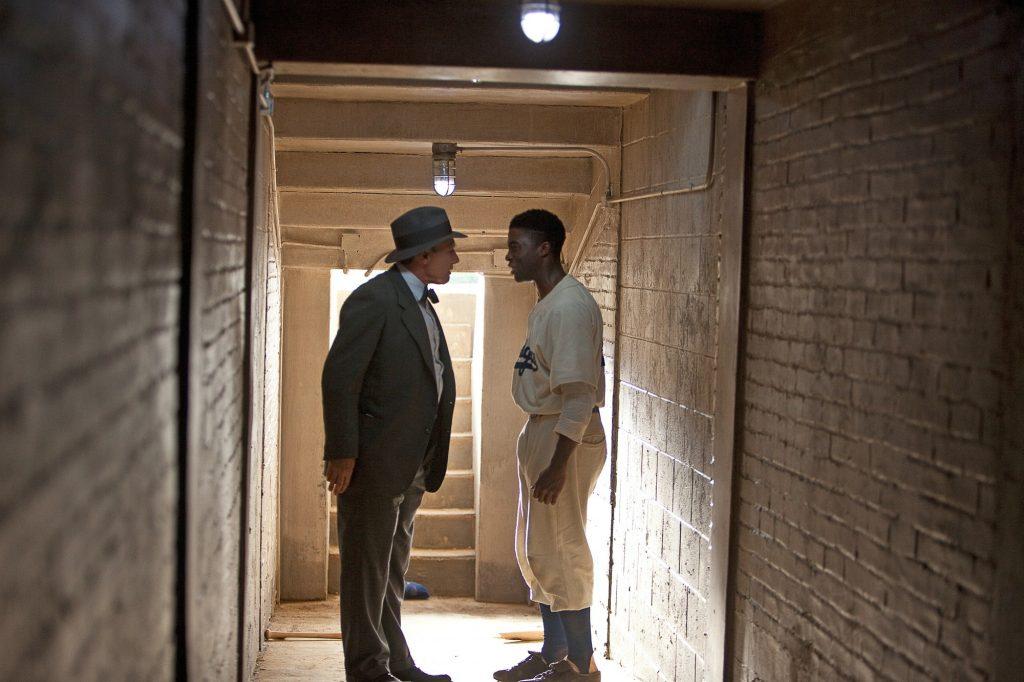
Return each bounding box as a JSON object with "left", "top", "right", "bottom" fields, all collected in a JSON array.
[
  {"left": 272, "top": 99, "right": 621, "bottom": 149},
  {"left": 271, "top": 77, "right": 649, "bottom": 107},
  {"left": 280, "top": 193, "right": 574, "bottom": 234}
]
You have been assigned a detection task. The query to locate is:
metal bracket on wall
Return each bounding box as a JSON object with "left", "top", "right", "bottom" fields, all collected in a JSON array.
[
  {"left": 257, "top": 70, "right": 275, "bottom": 116},
  {"left": 221, "top": 0, "right": 262, "bottom": 76}
]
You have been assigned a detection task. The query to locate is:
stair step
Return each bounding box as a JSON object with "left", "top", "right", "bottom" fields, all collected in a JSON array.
[
  {"left": 407, "top": 548, "right": 476, "bottom": 597},
  {"left": 452, "top": 396, "right": 473, "bottom": 433},
  {"left": 448, "top": 432, "right": 473, "bottom": 470},
  {"left": 452, "top": 358, "right": 472, "bottom": 395},
  {"left": 445, "top": 324, "right": 474, "bottom": 358},
  {"left": 422, "top": 469, "right": 474, "bottom": 509},
  {"left": 330, "top": 460, "right": 475, "bottom": 546},
  {"left": 433, "top": 293, "right": 477, "bottom": 323},
  {"left": 327, "top": 547, "right": 476, "bottom": 597},
  {"left": 414, "top": 508, "right": 475, "bottom": 549}
]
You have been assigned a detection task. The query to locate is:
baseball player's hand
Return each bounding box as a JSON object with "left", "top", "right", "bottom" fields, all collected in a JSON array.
[
  {"left": 324, "top": 458, "right": 356, "bottom": 495},
  {"left": 532, "top": 463, "right": 568, "bottom": 505}
]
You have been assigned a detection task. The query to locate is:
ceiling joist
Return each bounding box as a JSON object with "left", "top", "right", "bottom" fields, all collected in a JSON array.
[
  {"left": 272, "top": 99, "right": 621, "bottom": 152},
  {"left": 280, "top": 193, "right": 574, "bottom": 235}
]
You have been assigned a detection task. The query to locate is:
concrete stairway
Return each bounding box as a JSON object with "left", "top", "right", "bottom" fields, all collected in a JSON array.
[{"left": 329, "top": 291, "right": 478, "bottom": 598}]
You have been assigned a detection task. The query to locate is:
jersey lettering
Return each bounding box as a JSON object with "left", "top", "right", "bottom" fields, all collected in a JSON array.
[{"left": 514, "top": 344, "right": 539, "bottom": 376}]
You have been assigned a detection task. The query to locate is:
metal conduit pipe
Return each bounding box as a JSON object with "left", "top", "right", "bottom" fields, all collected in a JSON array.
[
  {"left": 607, "top": 91, "right": 718, "bottom": 206},
  {"left": 221, "top": 0, "right": 261, "bottom": 75},
  {"left": 568, "top": 201, "right": 608, "bottom": 275},
  {"left": 456, "top": 142, "right": 606, "bottom": 197},
  {"left": 570, "top": 92, "right": 718, "bottom": 273}
]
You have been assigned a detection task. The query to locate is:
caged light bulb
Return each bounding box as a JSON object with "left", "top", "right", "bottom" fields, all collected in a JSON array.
[{"left": 520, "top": 2, "right": 560, "bottom": 43}]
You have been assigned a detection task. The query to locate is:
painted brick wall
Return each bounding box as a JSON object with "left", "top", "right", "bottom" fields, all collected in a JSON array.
[
  {"left": 0, "top": 1, "right": 184, "bottom": 678},
  {"left": 242, "top": 116, "right": 284, "bottom": 675},
  {"left": 186, "top": 0, "right": 252, "bottom": 677},
  {"left": 734, "top": 1, "right": 1022, "bottom": 679},
  {"left": 610, "top": 90, "right": 726, "bottom": 681},
  {"left": 574, "top": 204, "right": 619, "bottom": 657},
  {"left": 242, "top": 116, "right": 281, "bottom": 675}
]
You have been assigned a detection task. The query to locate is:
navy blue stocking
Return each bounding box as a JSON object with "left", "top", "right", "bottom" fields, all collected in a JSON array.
[
  {"left": 556, "top": 607, "right": 593, "bottom": 673},
  {"left": 539, "top": 603, "right": 568, "bottom": 663}
]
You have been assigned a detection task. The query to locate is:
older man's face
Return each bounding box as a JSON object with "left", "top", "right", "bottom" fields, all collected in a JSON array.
[{"left": 422, "top": 239, "right": 460, "bottom": 285}]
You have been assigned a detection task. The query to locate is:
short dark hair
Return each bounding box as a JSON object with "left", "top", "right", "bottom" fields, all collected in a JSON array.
[{"left": 509, "top": 209, "right": 565, "bottom": 258}]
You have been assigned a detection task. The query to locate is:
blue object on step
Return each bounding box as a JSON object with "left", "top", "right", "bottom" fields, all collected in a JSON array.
[{"left": 404, "top": 581, "right": 430, "bottom": 600}]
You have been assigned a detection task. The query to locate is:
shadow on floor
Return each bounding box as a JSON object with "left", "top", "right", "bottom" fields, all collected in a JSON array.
[{"left": 254, "top": 597, "right": 630, "bottom": 681}]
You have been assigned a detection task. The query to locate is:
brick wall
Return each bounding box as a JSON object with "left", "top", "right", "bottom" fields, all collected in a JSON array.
[
  {"left": 992, "top": 19, "right": 1024, "bottom": 678},
  {"left": 733, "top": 1, "right": 1022, "bottom": 679},
  {"left": 0, "top": 1, "right": 184, "bottom": 678},
  {"left": 242, "top": 115, "right": 284, "bottom": 675},
  {"left": 241, "top": 115, "right": 280, "bottom": 675},
  {"left": 574, "top": 202, "right": 619, "bottom": 656},
  {"left": 609, "top": 90, "right": 726, "bottom": 681},
  {"left": 185, "top": 0, "right": 253, "bottom": 677}
]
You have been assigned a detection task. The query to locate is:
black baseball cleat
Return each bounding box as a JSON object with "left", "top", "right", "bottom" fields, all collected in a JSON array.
[{"left": 392, "top": 666, "right": 452, "bottom": 682}]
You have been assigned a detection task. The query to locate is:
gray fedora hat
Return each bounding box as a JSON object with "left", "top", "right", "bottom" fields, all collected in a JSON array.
[{"left": 385, "top": 206, "right": 467, "bottom": 263}]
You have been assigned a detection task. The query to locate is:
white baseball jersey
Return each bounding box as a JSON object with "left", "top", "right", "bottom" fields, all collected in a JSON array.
[{"left": 512, "top": 275, "right": 605, "bottom": 417}]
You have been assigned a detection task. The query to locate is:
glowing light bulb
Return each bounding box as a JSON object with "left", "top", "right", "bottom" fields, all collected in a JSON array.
[
  {"left": 433, "top": 175, "right": 455, "bottom": 197},
  {"left": 520, "top": 2, "right": 560, "bottom": 43},
  {"left": 432, "top": 142, "right": 458, "bottom": 197}
]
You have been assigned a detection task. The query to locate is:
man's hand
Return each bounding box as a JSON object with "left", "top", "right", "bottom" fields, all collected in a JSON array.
[
  {"left": 532, "top": 433, "right": 579, "bottom": 505},
  {"left": 532, "top": 461, "right": 568, "bottom": 505},
  {"left": 324, "top": 458, "right": 356, "bottom": 495}
]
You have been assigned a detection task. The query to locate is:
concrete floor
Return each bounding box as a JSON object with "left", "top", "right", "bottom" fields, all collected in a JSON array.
[{"left": 254, "top": 597, "right": 631, "bottom": 681}]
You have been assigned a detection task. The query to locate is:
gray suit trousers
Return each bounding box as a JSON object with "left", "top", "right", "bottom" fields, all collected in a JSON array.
[{"left": 337, "top": 466, "right": 426, "bottom": 680}]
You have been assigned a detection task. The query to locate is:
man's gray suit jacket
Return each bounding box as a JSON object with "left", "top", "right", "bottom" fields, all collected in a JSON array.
[{"left": 321, "top": 266, "right": 456, "bottom": 497}]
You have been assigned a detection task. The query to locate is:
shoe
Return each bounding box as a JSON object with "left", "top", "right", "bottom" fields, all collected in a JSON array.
[
  {"left": 493, "top": 651, "right": 554, "bottom": 681},
  {"left": 521, "top": 659, "right": 601, "bottom": 681},
  {"left": 392, "top": 666, "right": 452, "bottom": 682},
  {"left": 362, "top": 675, "right": 400, "bottom": 682},
  {"left": 404, "top": 580, "right": 431, "bottom": 600}
]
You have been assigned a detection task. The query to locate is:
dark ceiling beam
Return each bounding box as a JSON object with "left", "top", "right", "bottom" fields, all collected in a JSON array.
[{"left": 253, "top": 1, "right": 761, "bottom": 81}]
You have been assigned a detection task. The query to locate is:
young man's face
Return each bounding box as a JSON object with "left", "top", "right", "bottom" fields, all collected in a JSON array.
[
  {"left": 421, "top": 239, "right": 460, "bottom": 285},
  {"left": 506, "top": 227, "right": 548, "bottom": 282}
]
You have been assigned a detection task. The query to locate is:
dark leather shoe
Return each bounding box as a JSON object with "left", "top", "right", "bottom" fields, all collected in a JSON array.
[
  {"left": 392, "top": 666, "right": 452, "bottom": 682},
  {"left": 364, "top": 675, "right": 400, "bottom": 682}
]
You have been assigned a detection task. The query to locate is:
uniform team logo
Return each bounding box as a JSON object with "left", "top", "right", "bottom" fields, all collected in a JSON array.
[{"left": 514, "top": 345, "right": 538, "bottom": 375}]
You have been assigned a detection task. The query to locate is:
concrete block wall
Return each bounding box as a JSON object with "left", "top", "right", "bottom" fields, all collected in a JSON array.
[
  {"left": 609, "top": 90, "right": 725, "bottom": 681},
  {"left": 733, "top": 1, "right": 1023, "bottom": 679},
  {"left": 0, "top": 1, "right": 184, "bottom": 678},
  {"left": 574, "top": 206, "right": 619, "bottom": 656},
  {"left": 258, "top": 121, "right": 285, "bottom": 671},
  {"left": 242, "top": 116, "right": 284, "bottom": 676}
]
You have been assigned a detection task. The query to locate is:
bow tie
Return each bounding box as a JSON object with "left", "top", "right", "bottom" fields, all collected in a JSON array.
[{"left": 420, "top": 288, "right": 438, "bottom": 304}]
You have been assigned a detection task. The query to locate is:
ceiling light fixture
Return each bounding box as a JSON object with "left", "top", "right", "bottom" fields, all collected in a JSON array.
[
  {"left": 520, "top": 1, "right": 560, "bottom": 43},
  {"left": 432, "top": 142, "right": 457, "bottom": 197}
]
